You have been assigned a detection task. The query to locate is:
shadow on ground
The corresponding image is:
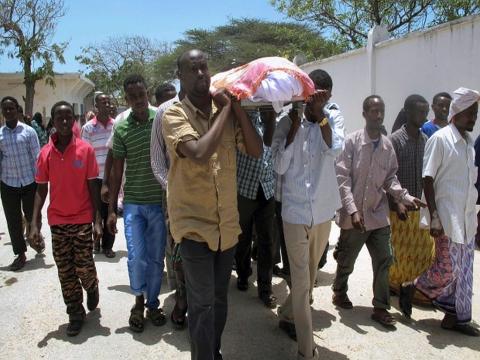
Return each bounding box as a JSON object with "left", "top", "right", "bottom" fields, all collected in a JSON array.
[
  {"left": 37, "top": 309, "right": 111, "bottom": 348},
  {"left": 94, "top": 250, "right": 127, "bottom": 263}
]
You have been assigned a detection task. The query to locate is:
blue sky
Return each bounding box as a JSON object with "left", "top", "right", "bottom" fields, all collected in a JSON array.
[{"left": 0, "top": 0, "right": 288, "bottom": 73}]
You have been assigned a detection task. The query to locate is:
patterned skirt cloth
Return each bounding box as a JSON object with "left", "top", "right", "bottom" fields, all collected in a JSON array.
[{"left": 389, "top": 211, "right": 435, "bottom": 304}]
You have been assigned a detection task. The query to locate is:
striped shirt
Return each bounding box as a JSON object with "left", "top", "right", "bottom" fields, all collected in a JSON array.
[
  {"left": 150, "top": 96, "right": 179, "bottom": 189},
  {"left": 237, "top": 111, "right": 275, "bottom": 200},
  {"left": 112, "top": 109, "right": 164, "bottom": 204},
  {"left": 81, "top": 116, "right": 114, "bottom": 179},
  {"left": 0, "top": 122, "right": 40, "bottom": 187}
]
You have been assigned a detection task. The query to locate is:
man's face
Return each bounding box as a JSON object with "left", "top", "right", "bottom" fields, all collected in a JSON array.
[
  {"left": 432, "top": 96, "right": 451, "bottom": 122},
  {"left": 1, "top": 100, "right": 18, "bottom": 122},
  {"left": 454, "top": 102, "right": 478, "bottom": 133},
  {"left": 95, "top": 94, "right": 111, "bottom": 116},
  {"left": 124, "top": 82, "right": 149, "bottom": 116},
  {"left": 363, "top": 98, "right": 385, "bottom": 131},
  {"left": 53, "top": 105, "right": 74, "bottom": 137},
  {"left": 179, "top": 52, "right": 211, "bottom": 98},
  {"left": 156, "top": 90, "right": 177, "bottom": 107},
  {"left": 408, "top": 102, "right": 429, "bottom": 129}
]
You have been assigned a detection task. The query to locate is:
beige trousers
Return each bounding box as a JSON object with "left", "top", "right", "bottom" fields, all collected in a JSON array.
[{"left": 278, "top": 221, "right": 331, "bottom": 360}]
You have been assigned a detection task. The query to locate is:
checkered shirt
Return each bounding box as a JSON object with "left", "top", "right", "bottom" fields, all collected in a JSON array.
[{"left": 236, "top": 111, "right": 275, "bottom": 200}]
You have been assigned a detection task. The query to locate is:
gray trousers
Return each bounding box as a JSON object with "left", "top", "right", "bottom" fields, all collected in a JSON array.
[
  {"left": 332, "top": 226, "right": 393, "bottom": 309},
  {"left": 180, "top": 239, "right": 235, "bottom": 360}
]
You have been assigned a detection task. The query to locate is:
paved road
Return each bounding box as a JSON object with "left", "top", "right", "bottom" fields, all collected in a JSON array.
[{"left": 0, "top": 204, "right": 479, "bottom": 360}]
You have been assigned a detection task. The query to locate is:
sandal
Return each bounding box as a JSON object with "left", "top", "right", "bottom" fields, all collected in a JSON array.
[
  {"left": 371, "top": 310, "right": 396, "bottom": 327},
  {"left": 146, "top": 308, "right": 167, "bottom": 327},
  {"left": 129, "top": 306, "right": 145, "bottom": 333}
]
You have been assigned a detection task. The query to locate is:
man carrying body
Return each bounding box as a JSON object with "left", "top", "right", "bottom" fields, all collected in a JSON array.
[
  {"left": 271, "top": 69, "right": 345, "bottom": 360},
  {"left": 107, "top": 74, "right": 167, "bottom": 333},
  {"left": 421, "top": 92, "right": 452, "bottom": 138},
  {"left": 333, "top": 95, "right": 424, "bottom": 327},
  {"left": 81, "top": 93, "right": 116, "bottom": 257},
  {"left": 162, "top": 49, "right": 262, "bottom": 360},
  {"left": 0, "top": 96, "right": 41, "bottom": 270},
  {"left": 400, "top": 87, "right": 480, "bottom": 337}
]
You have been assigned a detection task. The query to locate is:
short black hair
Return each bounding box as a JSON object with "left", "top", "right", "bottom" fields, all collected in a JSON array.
[
  {"left": 123, "top": 74, "right": 147, "bottom": 91},
  {"left": 308, "top": 69, "right": 333, "bottom": 90},
  {"left": 32, "top": 112, "right": 43, "bottom": 122},
  {"left": 363, "top": 95, "right": 383, "bottom": 111},
  {"left": 50, "top": 101, "right": 74, "bottom": 119},
  {"left": 404, "top": 94, "right": 428, "bottom": 112},
  {"left": 94, "top": 92, "right": 108, "bottom": 104},
  {"left": 432, "top": 92, "right": 452, "bottom": 104},
  {"left": 155, "top": 83, "right": 176, "bottom": 100},
  {"left": 0, "top": 96, "right": 19, "bottom": 108}
]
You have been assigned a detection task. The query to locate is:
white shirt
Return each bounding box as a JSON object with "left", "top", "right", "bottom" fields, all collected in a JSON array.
[
  {"left": 271, "top": 104, "right": 345, "bottom": 225},
  {"left": 422, "top": 124, "right": 477, "bottom": 244}
]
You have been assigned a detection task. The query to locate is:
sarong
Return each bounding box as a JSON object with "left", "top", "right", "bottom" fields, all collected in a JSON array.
[{"left": 414, "top": 235, "right": 474, "bottom": 324}]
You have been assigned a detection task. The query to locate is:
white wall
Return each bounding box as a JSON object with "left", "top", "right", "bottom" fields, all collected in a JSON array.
[
  {"left": 0, "top": 73, "right": 94, "bottom": 125},
  {"left": 302, "top": 15, "right": 480, "bottom": 138}
]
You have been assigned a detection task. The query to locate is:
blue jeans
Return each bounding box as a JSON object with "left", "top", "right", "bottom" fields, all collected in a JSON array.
[{"left": 124, "top": 203, "right": 166, "bottom": 309}]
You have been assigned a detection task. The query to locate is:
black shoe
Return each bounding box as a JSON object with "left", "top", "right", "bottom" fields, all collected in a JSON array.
[
  {"left": 332, "top": 294, "right": 353, "bottom": 309},
  {"left": 87, "top": 286, "right": 99, "bottom": 311},
  {"left": 66, "top": 319, "right": 84, "bottom": 337},
  {"left": 279, "top": 320, "right": 297, "bottom": 341},
  {"left": 237, "top": 278, "right": 248, "bottom": 291},
  {"left": 399, "top": 283, "right": 415, "bottom": 319},
  {"left": 259, "top": 293, "right": 277, "bottom": 309},
  {"left": 9, "top": 254, "right": 26, "bottom": 271},
  {"left": 273, "top": 265, "right": 283, "bottom": 277},
  {"left": 103, "top": 248, "right": 116, "bottom": 258}
]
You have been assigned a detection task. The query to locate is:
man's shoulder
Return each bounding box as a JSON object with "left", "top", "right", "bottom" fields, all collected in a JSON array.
[
  {"left": 345, "top": 129, "right": 363, "bottom": 142},
  {"left": 163, "top": 102, "right": 188, "bottom": 123}
]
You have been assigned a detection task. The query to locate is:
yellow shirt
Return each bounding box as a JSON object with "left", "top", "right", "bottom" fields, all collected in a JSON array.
[{"left": 162, "top": 96, "right": 244, "bottom": 251}]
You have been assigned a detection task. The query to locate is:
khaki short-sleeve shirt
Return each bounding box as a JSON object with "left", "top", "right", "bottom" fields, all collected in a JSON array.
[{"left": 162, "top": 96, "right": 244, "bottom": 251}]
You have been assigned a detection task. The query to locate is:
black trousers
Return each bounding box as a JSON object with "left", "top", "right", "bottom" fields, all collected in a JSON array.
[
  {"left": 94, "top": 179, "right": 115, "bottom": 250},
  {"left": 273, "top": 200, "right": 290, "bottom": 271},
  {"left": 181, "top": 239, "right": 235, "bottom": 360},
  {"left": 0, "top": 181, "right": 36, "bottom": 255},
  {"left": 235, "top": 187, "right": 275, "bottom": 294}
]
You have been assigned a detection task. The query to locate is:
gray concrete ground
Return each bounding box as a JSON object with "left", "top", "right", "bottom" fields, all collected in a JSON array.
[{"left": 0, "top": 203, "right": 479, "bottom": 360}]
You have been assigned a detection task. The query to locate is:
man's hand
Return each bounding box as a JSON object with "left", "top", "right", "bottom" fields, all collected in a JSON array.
[
  {"left": 212, "top": 89, "right": 232, "bottom": 109},
  {"left": 403, "top": 196, "right": 427, "bottom": 210},
  {"left": 430, "top": 211, "right": 444, "bottom": 238},
  {"left": 101, "top": 183, "right": 109, "bottom": 204},
  {"left": 107, "top": 211, "right": 117, "bottom": 235},
  {"left": 28, "top": 224, "right": 41, "bottom": 248},
  {"left": 351, "top": 211, "right": 366, "bottom": 233},
  {"left": 306, "top": 90, "right": 330, "bottom": 118},
  {"left": 288, "top": 107, "right": 301, "bottom": 129},
  {"left": 396, "top": 202, "right": 409, "bottom": 221},
  {"left": 93, "top": 221, "right": 103, "bottom": 243}
]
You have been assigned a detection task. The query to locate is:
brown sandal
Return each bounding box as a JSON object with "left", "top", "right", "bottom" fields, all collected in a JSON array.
[{"left": 371, "top": 310, "right": 396, "bottom": 327}]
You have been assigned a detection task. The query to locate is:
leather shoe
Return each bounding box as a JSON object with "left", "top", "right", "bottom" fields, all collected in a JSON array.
[
  {"left": 237, "top": 278, "right": 248, "bottom": 291},
  {"left": 103, "top": 248, "right": 116, "bottom": 258},
  {"left": 259, "top": 293, "right": 277, "bottom": 309}
]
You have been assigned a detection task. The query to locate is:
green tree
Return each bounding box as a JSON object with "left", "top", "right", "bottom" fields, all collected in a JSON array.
[
  {"left": 0, "top": 0, "right": 67, "bottom": 115},
  {"left": 271, "top": 0, "right": 480, "bottom": 49},
  {"left": 76, "top": 35, "right": 170, "bottom": 101},
  {"left": 153, "top": 18, "right": 343, "bottom": 81}
]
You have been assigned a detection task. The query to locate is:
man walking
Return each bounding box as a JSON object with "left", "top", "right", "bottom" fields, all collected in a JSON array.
[
  {"left": 400, "top": 87, "right": 480, "bottom": 337},
  {"left": 163, "top": 49, "right": 262, "bottom": 360},
  {"left": 271, "top": 69, "right": 345, "bottom": 360},
  {"left": 81, "top": 93, "right": 116, "bottom": 257},
  {"left": 333, "top": 95, "right": 423, "bottom": 327},
  {"left": 0, "top": 96, "right": 41, "bottom": 270}
]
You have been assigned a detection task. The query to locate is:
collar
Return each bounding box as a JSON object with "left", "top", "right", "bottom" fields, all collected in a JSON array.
[
  {"left": 3, "top": 121, "right": 24, "bottom": 132},
  {"left": 49, "top": 132, "right": 76, "bottom": 152},
  {"left": 448, "top": 123, "right": 472, "bottom": 145},
  {"left": 127, "top": 108, "right": 155, "bottom": 124},
  {"left": 183, "top": 95, "right": 218, "bottom": 120},
  {"left": 91, "top": 116, "right": 114, "bottom": 127},
  {"left": 361, "top": 128, "right": 387, "bottom": 150}
]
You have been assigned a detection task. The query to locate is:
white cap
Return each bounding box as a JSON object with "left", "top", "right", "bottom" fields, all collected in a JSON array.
[{"left": 448, "top": 87, "right": 480, "bottom": 122}]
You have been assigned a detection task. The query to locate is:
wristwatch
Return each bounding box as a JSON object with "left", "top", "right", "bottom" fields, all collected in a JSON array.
[{"left": 318, "top": 117, "right": 329, "bottom": 127}]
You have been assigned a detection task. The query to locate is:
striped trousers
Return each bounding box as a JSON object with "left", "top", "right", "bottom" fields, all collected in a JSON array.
[{"left": 51, "top": 223, "right": 98, "bottom": 319}]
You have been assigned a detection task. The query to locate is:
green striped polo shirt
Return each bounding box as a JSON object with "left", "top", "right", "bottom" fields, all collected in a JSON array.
[{"left": 112, "top": 109, "right": 164, "bottom": 204}]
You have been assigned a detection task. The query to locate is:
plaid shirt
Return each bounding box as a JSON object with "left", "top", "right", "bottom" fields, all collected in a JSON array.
[
  {"left": 237, "top": 111, "right": 275, "bottom": 200},
  {"left": 0, "top": 122, "right": 40, "bottom": 187},
  {"left": 389, "top": 125, "right": 427, "bottom": 199}
]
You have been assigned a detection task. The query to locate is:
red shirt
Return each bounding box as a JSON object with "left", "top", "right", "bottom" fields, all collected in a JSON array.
[{"left": 35, "top": 134, "right": 99, "bottom": 226}]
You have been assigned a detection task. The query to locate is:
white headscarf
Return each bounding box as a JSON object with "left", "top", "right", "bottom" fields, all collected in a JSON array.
[{"left": 448, "top": 87, "right": 480, "bottom": 121}]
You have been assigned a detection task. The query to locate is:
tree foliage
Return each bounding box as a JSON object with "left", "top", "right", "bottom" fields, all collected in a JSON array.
[
  {"left": 271, "top": 0, "right": 480, "bottom": 49},
  {"left": 75, "top": 35, "right": 171, "bottom": 99},
  {"left": 0, "top": 0, "right": 67, "bottom": 114},
  {"left": 151, "top": 18, "right": 343, "bottom": 83}
]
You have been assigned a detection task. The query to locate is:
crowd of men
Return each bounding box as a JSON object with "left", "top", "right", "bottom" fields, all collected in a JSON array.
[{"left": 1, "top": 48, "right": 479, "bottom": 360}]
